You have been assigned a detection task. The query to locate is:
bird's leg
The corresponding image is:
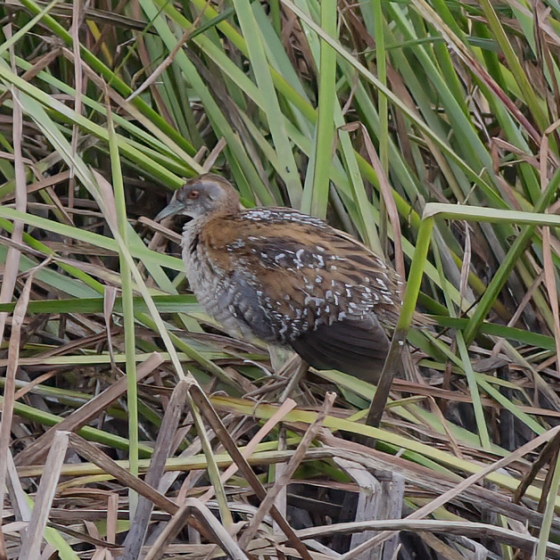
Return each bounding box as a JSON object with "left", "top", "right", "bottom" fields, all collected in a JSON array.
[{"left": 277, "top": 354, "right": 309, "bottom": 402}]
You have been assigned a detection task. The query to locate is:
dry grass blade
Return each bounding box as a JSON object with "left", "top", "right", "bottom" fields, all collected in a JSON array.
[
  {"left": 514, "top": 430, "right": 560, "bottom": 503},
  {"left": 65, "top": 432, "right": 178, "bottom": 511},
  {"left": 342, "top": 424, "right": 560, "bottom": 555},
  {"left": 200, "top": 397, "right": 298, "bottom": 503},
  {"left": 0, "top": 269, "right": 35, "bottom": 525},
  {"left": 6, "top": 452, "right": 31, "bottom": 523},
  {"left": 297, "top": 520, "right": 560, "bottom": 558},
  {"left": 364, "top": 329, "right": 408, "bottom": 430},
  {"left": 239, "top": 392, "right": 336, "bottom": 548},
  {"left": 142, "top": 498, "right": 249, "bottom": 560},
  {"left": 19, "top": 431, "right": 69, "bottom": 558},
  {"left": 14, "top": 353, "right": 164, "bottom": 467},
  {"left": 0, "top": 45, "right": 26, "bottom": 345},
  {"left": 319, "top": 433, "right": 551, "bottom": 530},
  {"left": 4, "top": 0, "right": 560, "bottom": 557},
  {"left": 122, "top": 378, "right": 190, "bottom": 559},
  {"left": 189, "top": 384, "right": 313, "bottom": 560}
]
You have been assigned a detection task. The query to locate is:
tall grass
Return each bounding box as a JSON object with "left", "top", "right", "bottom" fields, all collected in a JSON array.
[{"left": 0, "top": 0, "right": 560, "bottom": 558}]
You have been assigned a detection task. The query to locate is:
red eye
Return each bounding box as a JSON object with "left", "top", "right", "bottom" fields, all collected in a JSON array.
[{"left": 188, "top": 190, "right": 199, "bottom": 199}]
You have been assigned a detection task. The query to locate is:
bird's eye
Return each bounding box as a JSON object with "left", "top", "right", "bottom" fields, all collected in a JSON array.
[{"left": 188, "top": 190, "right": 199, "bottom": 199}]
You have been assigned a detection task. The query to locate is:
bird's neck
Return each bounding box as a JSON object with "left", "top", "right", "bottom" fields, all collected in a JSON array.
[{"left": 182, "top": 209, "right": 236, "bottom": 236}]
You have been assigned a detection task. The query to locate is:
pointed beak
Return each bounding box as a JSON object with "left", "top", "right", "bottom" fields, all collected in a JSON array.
[{"left": 155, "top": 196, "right": 184, "bottom": 222}]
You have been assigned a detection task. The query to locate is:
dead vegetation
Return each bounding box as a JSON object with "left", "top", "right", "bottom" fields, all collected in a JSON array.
[{"left": 1, "top": 0, "right": 560, "bottom": 558}]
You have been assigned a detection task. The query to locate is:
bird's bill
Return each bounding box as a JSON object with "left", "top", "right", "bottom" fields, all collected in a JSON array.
[{"left": 155, "top": 196, "right": 183, "bottom": 221}]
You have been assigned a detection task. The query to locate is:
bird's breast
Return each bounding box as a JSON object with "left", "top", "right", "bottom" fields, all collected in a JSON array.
[{"left": 180, "top": 221, "right": 259, "bottom": 340}]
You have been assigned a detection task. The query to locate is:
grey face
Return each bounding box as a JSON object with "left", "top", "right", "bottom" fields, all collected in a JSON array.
[{"left": 155, "top": 178, "right": 236, "bottom": 221}]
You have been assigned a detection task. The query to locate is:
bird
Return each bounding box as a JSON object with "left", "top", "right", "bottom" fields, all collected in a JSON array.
[{"left": 156, "top": 173, "right": 403, "bottom": 383}]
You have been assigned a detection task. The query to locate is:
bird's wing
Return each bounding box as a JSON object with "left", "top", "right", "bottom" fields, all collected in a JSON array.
[
  {"left": 201, "top": 209, "right": 402, "bottom": 341},
  {"left": 290, "top": 313, "right": 390, "bottom": 381}
]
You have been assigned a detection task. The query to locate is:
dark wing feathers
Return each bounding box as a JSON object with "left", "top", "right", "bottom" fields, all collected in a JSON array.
[{"left": 291, "top": 316, "right": 390, "bottom": 382}]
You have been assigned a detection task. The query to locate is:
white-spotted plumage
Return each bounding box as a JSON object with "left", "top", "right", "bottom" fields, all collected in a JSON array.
[{"left": 157, "top": 174, "right": 405, "bottom": 382}]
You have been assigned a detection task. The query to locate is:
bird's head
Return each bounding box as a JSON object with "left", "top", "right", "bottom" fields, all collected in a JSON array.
[{"left": 156, "top": 174, "right": 240, "bottom": 221}]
